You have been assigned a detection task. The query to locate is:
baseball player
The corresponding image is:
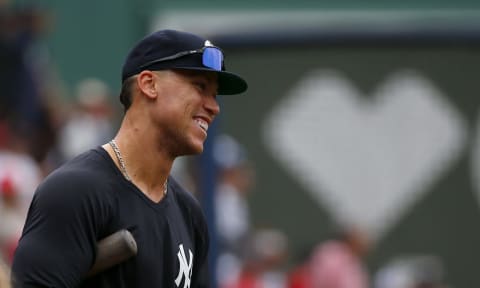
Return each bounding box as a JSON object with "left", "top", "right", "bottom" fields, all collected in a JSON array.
[{"left": 11, "top": 29, "right": 248, "bottom": 288}]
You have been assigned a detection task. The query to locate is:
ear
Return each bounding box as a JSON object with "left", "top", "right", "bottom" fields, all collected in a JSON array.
[{"left": 137, "top": 70, "right": 158, "bottom": 99}]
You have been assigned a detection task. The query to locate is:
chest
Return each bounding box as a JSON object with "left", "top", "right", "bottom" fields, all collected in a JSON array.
[{"left": 104, "top": 190, "right": 197, "bottom": 286}]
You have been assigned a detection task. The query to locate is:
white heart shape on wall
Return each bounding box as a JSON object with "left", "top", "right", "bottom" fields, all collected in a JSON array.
[{"left": 263, "top": 69, "right": 466, "bottom": 240}]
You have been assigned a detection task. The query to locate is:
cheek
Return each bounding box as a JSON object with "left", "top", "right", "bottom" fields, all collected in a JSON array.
[
  {"left": 179, "top": 92, "right": 203, "bottom": 113},
  {"left": 158, "top": 88, "right": 202, "bottom": 122},
  {"left": 183, "top": 102, "right": 196, "bottom": 116}
]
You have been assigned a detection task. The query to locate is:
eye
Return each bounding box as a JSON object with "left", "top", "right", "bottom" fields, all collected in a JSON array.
[{"left": 194, "top": 81, "right": 207, "bottom": 92}]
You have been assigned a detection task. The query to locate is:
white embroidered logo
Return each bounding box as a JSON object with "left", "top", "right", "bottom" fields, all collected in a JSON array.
[
  {"left": 204, "top": 40, "right": 214, "bottom": 47},
  {"left": 174, "top": 244, "right": 194, "bottom": 288}
]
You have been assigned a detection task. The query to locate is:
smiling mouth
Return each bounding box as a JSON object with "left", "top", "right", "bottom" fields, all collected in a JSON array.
[{"left": 195, "top": 118, "right": 209, "bottom": 132}]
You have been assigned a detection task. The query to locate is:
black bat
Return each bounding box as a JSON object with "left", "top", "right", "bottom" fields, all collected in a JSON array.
[{"left": 87, "top": 229, "right": 137, "bottom": 277}]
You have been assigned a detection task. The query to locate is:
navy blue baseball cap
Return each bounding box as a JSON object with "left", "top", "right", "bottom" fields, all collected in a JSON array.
[{"left": 121, "top": 29, "right": 248, "bottom": 95}]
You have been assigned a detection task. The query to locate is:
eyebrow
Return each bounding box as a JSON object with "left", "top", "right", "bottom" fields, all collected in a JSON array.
[
  {"left": 178, "top": 69, "right": 216, "bottom": 79},
  {"left": 181, "top": 70, "right": 218, "bottom": 83}
]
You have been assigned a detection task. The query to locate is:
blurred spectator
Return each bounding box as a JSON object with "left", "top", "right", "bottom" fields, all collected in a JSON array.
[
  {"left": 0, "top": 4, "right": 55, "bottom": 267},
  {"left": 235, "top": 228, "right": 289, "bottom": 288},
  {"left": 0, "top": 121, "right": 42, "bottom": 265},
  {"left": 58, "top": 78, "right": 115, "bottom": 161},
  {"left": 171, "top": 156, "right": 199, "bottom": 196},
  {"left": 0, "top": 121, "right": 42, "bottom": 216},
  {"left": 0, "top": 4, "right": 56, "bottom": 164},
  {"left": 0, "top": 176, "right": 23, "bottom": 265},
  {"left": 287, "top": 247, "right": 314, "bottom": 288},
  {"left": 213, "top": 134, "right": 255, "bottom": 287},
  {"left": 374, "top": 255, "right": 449, "bottom": 288},
  {"left": 308, "top": 225, "right": 371, "bottom": 288}
]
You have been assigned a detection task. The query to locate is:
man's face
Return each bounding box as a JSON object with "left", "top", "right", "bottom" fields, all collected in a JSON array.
[{"left": 152, "top": 69, "right": 220, "bottom": 156}]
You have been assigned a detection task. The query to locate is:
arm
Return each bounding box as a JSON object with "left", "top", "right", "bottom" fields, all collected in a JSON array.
[{"left": 11, "top": 169, "right": 112, "bottom": 288}]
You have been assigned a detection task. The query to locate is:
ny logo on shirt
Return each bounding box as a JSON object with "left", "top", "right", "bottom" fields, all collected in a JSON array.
[{"left": 174, "top": 244, "right": 194, "bottom": 288}]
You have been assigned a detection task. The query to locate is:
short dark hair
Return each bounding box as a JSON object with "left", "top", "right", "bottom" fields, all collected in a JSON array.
[{"left": 119, "top": 77, "right": 136, "bottom": 112}]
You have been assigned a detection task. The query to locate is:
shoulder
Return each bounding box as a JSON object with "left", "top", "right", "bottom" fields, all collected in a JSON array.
[
  {"left": 34, "top": 148, "right": 116, "bottom": 208},
  {"left": 55, "top": 147, "right": 113, "bottom": 178},
  {"left": 23, "top": 148, "right": 117, "bottom": 235},
  {"left": 45, "top": 147, "right": 113, "bottom": 186}
]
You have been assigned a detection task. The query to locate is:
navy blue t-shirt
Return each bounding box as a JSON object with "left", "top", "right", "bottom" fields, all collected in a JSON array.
[{"left": 11, "top": 147, "right": 210, "bottom": 288}]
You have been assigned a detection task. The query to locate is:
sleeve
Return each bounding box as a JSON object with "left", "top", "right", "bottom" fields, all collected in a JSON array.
[{"left": 11, "top": 169, "right": 113, "bottom": 288}]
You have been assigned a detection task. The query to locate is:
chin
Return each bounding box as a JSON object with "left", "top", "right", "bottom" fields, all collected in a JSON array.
[
  {"left": 192, "top": 143, "right": 204, "bottom": 154},
  {"left": 183, "top": 140, "right": 204, "bottom": 155},
  {"left": 185, "top": 147, "right": 203, "bottom": 155},
  {"left": 190, "top": 134, "right": 207, "bottom": 153}
]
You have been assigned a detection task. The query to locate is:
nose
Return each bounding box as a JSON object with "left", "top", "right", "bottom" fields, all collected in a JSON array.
[{"left": 204, "top": 95, "right": 220, "bottom": 116}]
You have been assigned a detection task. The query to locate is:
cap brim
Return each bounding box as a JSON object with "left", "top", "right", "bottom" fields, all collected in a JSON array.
[{"left": 175, "top": 67, "right": 248, "bottom": 95}]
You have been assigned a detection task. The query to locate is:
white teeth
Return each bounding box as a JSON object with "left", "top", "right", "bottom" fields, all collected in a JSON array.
[{"left": 195, "top": 119, "right": 208, "bottom": 132}]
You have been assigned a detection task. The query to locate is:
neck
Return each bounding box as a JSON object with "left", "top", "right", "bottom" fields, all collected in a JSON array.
[{"left": 104, "top": 115, "right": 173, "bottom": 202}]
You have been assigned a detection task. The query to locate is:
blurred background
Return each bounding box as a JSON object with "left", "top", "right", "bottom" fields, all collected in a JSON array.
[{"left": 2, "top": 0, "right": 480, "bottom": 287}]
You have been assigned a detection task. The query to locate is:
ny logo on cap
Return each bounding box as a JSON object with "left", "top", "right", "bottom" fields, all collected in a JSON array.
[{"left": 204, "top": 40, "right": 214, "bottom": 47}]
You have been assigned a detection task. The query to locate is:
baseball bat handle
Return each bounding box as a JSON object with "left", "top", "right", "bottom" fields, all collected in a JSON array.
[{"left": 87, "top": 229, "right": 137, "bottom": 277}]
